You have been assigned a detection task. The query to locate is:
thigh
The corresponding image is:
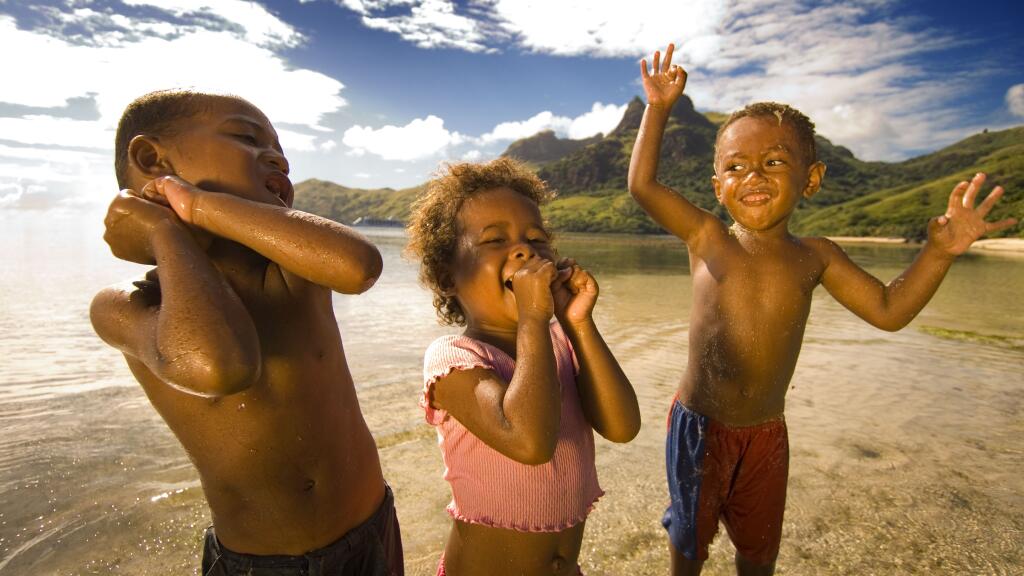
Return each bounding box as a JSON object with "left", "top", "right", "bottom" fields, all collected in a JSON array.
[{"left": 721, "top": 423, "right": 789, "bottom": 566}]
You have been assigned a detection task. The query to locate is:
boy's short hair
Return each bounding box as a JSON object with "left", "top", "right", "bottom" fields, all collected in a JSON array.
[
  {"left": 406, "top": 157, "right": 554, "bottom": 326},
  {"left": 716, "top": 102, "right": 817, "bottom": 165},
  {"left": 114, "top": 90, "right": 244, "bottom": 188}
]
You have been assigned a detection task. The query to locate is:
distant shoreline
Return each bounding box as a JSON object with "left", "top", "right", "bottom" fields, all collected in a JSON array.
[
  {"left": 968, "top": 238, "right": 1024, "bottom": 255},
  {"left": 827, "top": 236, "right": 909, "bottom": 245}
]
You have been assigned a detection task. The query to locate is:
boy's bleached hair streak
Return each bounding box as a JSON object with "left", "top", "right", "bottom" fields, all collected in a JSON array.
[{"left": 716, "top": 101, "right": 818, "bottom": 165}]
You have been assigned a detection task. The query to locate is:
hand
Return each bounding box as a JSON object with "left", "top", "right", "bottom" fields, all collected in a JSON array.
[
  {"left": 640, "top": 43, "right": 687, "bottom": 109},
  {"left": 103, "top": 190, "right": 182, "bottom": 264},
  {"left": 139, "top": 176, "right": 215, "bottom": 250},
  {"left": 928, "top": 173, "right": 1018, "bottom": 256},
  {"left": 510, "top": 256, "right": 559, "bottom": 323},
  {"left": 139, "top": 175, "right": 202, "bottom": 225},
  {"left": 553, "top": 258, "right": 598, "bottom": 326}
]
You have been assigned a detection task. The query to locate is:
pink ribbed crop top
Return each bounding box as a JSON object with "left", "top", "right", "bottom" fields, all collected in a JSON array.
[{"left": 420, "top": 321, "right": 604, "bottom": 532}]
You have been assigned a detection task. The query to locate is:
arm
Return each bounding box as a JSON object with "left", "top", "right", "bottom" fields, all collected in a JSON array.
[
  {"left": 149, "top": 176, "right": 382, "bottom": 294},
  {"left": 432, "top": 257, "right": 563, "bottom": 465},
  {"left": 91, "top": 192, "right": 261, "bottom": 396},
  {"left": 628, "top": 43, "right": 718, "bottom": 247},
  {"left": 816, "top": 174, "right": 1017, "bottom": 331},
  {"left": 554, "top": 259, "right": 640, "bottom": 443}
]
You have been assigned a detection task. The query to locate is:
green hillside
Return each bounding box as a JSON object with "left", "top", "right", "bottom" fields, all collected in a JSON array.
[{"left": 294, "top": 101, "right": 1024, "bottom": 239}]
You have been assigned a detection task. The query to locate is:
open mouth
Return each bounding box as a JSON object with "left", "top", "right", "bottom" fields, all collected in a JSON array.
[
  {"left": 504, "top": 278, "right": 514, "bottom": 291},
  {"left": 740, "top": 191, "right": 771, "bottom": 205},
  {"left": 265, "top": 172, "right": 294, "bottom": 204}
]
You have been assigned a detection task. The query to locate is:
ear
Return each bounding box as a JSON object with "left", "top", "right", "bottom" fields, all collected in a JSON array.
[
  {"left": 127, "top": 135, "right": 175, "bottom": 179},
  {"left": 711, "top": 174, "right": 724, "bottom": 205},
  {"left": 802, "top": 161, "right": 826, "bottom": 199}
]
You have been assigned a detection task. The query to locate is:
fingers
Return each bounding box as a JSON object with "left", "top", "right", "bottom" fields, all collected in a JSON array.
[
  {"left": 976, "top": 185, "right": 1004, "bottom": 217},
  {"left": 652, "top": 50, "right": 661, "bottom": 76},
  {"left": 663, "top": 43, "right": 675, "bottom": 73},
  {"left": 962, "top": 173, "right": 985, "bottom": 209},
  {"left": 986, "top": 217, "right": 1019, "bottom": 234},
  {"left": 640, "top": 58, "right": 650, "bottom": 79},
  {"left": 947, "top": 180, "right": 969, "bottom": 215}
]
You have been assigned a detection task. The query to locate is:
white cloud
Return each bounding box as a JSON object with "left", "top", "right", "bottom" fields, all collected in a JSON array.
[
  {"left": 121, "top": 0, "right": 304, "bottom": 48},
  {"left": 355, "top": 172, "right": 372, "bottom": 178},
  {"left": 342, "top": 115, "right": 464, "bottom": 161},
  {"left": 343, "top": 0, "right": 496, "bottom": 52},
  {"left": 0, "top": 7, "right": 345, "bottom": 209},
  {"left": 1007, "top": 84, "right": 1024, "bottom": 118},
  {"left": 481, "top": 102, "right": 626, "bottom": 143},
  {"left": 492, "top": 0, "right": 723, "bottom": 60},
  {"left": 319, "top": 139, "right": 338, "bottom": 152},
  {"left": 461, "top": 150, "right": 483, "bottom": 161}
]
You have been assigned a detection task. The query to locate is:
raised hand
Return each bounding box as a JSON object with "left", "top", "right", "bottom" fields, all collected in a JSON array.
[
  {"left": 103, "top": 190, "right": 183, "bottom": 264},
  {"left": 929, "top": 173, "right": 1018, "bottom": 256},
  {"left": 553, "top": 258, "right": 599, "bottom": 326},
  {"left": 640, "top": 43, "right": 688, "bottom": 109}
]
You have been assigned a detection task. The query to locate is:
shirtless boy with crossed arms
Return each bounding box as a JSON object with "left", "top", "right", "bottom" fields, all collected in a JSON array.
[
  {"left": 628, "top": 44, "right": 1017, "bottom": 576},
  {"left": 91, "top": 90, "right": 403, "bottom": 575}
]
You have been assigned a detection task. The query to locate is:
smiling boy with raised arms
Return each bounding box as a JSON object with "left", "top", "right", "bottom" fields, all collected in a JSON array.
[{"left": 628, "top": 45, "right": 1017, "bottom": 576}]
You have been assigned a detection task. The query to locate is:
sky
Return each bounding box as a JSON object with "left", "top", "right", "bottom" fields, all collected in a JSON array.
[{"left": 1, "top": 0, "right": 1022, "bottom": 212}]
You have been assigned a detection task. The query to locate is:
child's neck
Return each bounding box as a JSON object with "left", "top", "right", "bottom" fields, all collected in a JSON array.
[
  {"left": 206, "top": 238, "right": 268, "bottom": 281},
  {"left": 464, "top": 321, "right": 519, "bottom": 359},
  {"left": 729, "top": 220, "right": 795, "bottom": 248}
]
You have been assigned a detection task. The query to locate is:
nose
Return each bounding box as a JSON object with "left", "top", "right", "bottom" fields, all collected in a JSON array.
[
  {"left": 510, "top": 239, "right": 535, "bottom": 260},
  {"left": 743, "top": 167, "right": 766, "bottom": 183},
  {"left": 261, "top": 150, "right": 290, "bottom": 175}
]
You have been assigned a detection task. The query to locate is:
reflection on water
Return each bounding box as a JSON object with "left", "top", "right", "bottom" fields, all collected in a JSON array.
[{"left": 0, "top": 212, "right": 1021, "bottom": 574}]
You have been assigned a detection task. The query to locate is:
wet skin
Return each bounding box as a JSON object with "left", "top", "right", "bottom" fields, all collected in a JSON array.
[
  {"left": 629, "top": 43, "right": 1016, "bottom": 575},
  {"left": 429, "top": 187, "right": 639, "bottom": 575},
  {"left": 91, "top": 98, "right": 385, "bottom": 555}
]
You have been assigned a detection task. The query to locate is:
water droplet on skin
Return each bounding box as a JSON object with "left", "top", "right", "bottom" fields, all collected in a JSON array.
[{"left": 237, "top": 402, "right": 245, "bottom": 411}]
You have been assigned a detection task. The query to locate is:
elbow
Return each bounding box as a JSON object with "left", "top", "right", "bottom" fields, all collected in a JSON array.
[
  {"left": 598, "top": 414, "right": 642, "bottom": 444},
  {"left": 163, "top": 350, "right": 261, "bottom": 397},
  {"left": 336, "top": 245, "right": 383, "bottom": 294},
  {"left": 510, "top": 435, "right": 558, "bottom": 466}
]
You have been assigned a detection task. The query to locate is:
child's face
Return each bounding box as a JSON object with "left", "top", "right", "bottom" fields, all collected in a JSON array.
[
  {"left": 449, "top": 187, "right": 555, "bottom": 329},
  {"left": 162, "top": 98, "right": 293, "bottom": 206},
  {"left": 712, "top": 116, "right": 822, "bottom": 232}
]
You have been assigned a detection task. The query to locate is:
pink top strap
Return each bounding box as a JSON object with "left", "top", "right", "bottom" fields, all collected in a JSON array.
[{"left": 421, "top": 322, "right": 603, "bottom": 532}]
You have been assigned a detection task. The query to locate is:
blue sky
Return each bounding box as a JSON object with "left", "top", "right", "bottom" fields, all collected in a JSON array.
[{"left": 1, "top": 0, "right": 1022, "bottom": 211}]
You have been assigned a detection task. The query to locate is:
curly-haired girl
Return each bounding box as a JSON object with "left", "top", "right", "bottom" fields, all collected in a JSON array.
[{"left": 406, "top": 157, "right": 640, "bottom": 575}]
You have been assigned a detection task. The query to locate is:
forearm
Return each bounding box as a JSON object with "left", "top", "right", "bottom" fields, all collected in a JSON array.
[
  {"left": 877, "top": 242, "right": 956, "bottom": 329},
  {"left": 150, "top": 221, "right": 260, "bottom": 394},
  {"left": 191, "top": 192, "right": 382, "bottom": 293},
  {"left": 562, "top": 319, "right": 640, "bottom": 442},
  {"left": 628, "top": 105, "right": 672, "bottom": 195},
  {"left": 502, "top": 317, "right": 561, "bottom": 463}
]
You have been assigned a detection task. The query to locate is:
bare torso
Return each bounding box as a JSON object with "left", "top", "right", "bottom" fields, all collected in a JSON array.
[
  {"left": 127, "top": 253, "right": 384, "bottom": 555},
  {"left": 444, "top": 520, "right": 585, "bottom": 576},
  {"left": 680, "top": 228, "right": 827, "bottom": 426}
]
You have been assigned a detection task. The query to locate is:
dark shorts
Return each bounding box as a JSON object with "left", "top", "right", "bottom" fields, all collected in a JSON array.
[
  {"left": 662, "top": 400, "right": 789, "bottom": 565},
  {"left": 202, "top": 484, "right": 404, "bottom": 576}
]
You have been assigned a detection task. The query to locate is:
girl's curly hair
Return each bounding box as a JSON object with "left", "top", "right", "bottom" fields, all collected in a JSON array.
[{"left": 406, "top": 157, "right": 554, "bottom": 326}]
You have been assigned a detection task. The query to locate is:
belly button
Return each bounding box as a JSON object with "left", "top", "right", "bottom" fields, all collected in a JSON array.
[
  {"left": 303, "top": 479, "right": 316, "bottom": 492},
  {"left": 551, "top": 557, "right": 565, "bottom": 573}
]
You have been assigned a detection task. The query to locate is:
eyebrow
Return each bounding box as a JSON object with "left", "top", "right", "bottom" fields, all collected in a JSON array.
[{"left": 221, "top": 116, "right": 283, "bottom": 153}]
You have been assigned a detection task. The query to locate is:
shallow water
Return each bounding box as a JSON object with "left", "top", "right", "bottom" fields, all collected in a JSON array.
[{"left": 0, "top": 213, "right": 1021, "bottom": 575}]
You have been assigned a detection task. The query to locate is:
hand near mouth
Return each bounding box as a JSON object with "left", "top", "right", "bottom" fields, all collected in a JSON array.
[
  {"left": 553, "top": 257, "right": 599, "bottom": 326},
  {"left": 509, "top": 256, "right": 559, "bottom": 323}
]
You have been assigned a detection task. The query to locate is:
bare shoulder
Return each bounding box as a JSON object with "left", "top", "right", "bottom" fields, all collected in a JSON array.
[
  {"left": 90, "top": 271, "right": 159, "bottom": 353},
  {"left": 432, "top": 366, "right": 506, "bottom": 412},
  {"left": 798, "top": 235, "right": 843, "bottom": 266}
]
